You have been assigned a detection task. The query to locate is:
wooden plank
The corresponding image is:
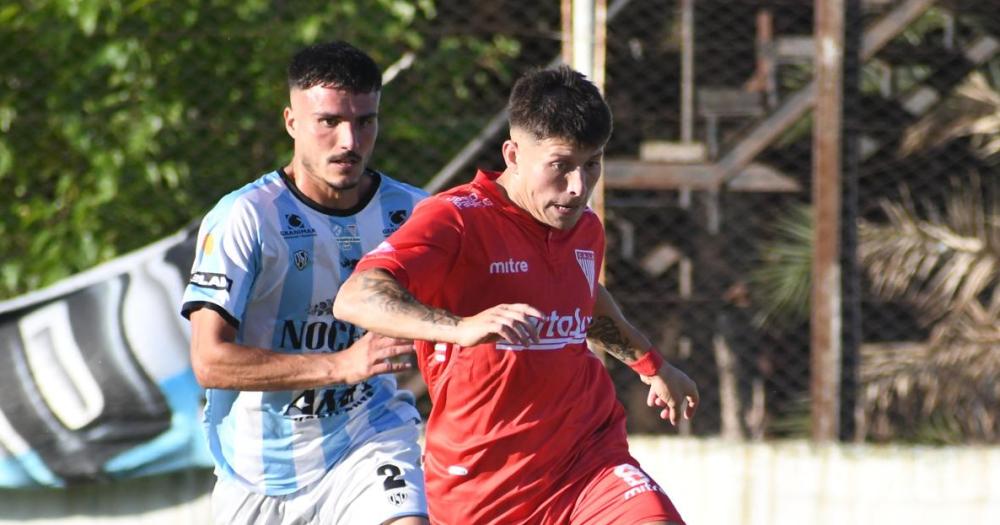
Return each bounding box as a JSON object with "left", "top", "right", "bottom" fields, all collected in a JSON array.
[
  {"left": 776, "top": 35, "right": 815, "bottom": 60},
  {"left": 639, "top": 141, "right": 707, "bottom": 163},
  {"left": 604, "top": 160, "right": 718, "bottom": 190},
  {"left": 604, "top": 159, "right": 800, "bottom": 192},
  {"left": 698, "top": 87, "right": 765, "bottom": 117},
  {"left": 728, "top": 163, "right": 801, "bottom": 192},
  {"left": 681, "top": 0, "right": 695, "bottom": 142}
]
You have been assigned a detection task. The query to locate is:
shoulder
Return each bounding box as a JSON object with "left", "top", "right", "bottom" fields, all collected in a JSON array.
[
  {"left": 373, "top": 171, "right": 429, "bottom": 201},
  {"left": 202, "top": 171, "right": 283, "bottom": 231},
  {"left": 578, "top": 208, "right": 603, "bottom": 230},
  {"left": 571, "top": 207, "right": 605, "bottom": 246},
  {"left": 433, "top": 183, "right": 498, "bottom": 213}
]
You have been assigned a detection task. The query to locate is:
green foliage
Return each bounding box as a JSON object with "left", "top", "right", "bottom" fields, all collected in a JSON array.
[
  {"left": 0, "top": 1, "right": 519, "bottom": 299},
  {"left": 749, "top": 203, "right": 813, "bottom": 329}
]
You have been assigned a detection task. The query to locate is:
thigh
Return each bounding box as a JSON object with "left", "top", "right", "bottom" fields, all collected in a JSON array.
[
  {"left": 570, "top": 462, "right": 685, "bottom": 525},
  {"left": 315, "top": 424, "right": 428, "bottom": 524},
  {"left": 212, "top": 476, "right": 294, "bottom": 525}
]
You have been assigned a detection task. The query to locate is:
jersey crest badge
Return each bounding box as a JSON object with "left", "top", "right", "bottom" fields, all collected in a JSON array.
[
  {"left": 575, "top": 249, "right": 595, "bottom": 296},
  {"left": 293, "top": 249, "right": 309, "bottom": 271}
]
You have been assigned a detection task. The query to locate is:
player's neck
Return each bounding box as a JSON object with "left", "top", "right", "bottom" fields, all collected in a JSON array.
[
  {"left": 494, "top": 169, "right": 525, "bottom": 209},
  {"left": 284, "top": 164, "right": 371, "bottom": 211}
]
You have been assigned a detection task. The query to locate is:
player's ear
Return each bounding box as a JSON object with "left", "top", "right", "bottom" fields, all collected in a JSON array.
[
  {"left": 501, "top": 138, "right": 518, "bottom": 169},
  {"left": 283, "top": 106, "right": 296, "bottom": 138}
]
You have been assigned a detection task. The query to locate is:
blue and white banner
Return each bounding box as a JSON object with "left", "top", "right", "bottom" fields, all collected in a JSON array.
[{"left": 0, "top": 224, "right": 211, "bottom": 487}]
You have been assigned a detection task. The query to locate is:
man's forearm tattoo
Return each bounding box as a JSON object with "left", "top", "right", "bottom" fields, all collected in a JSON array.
[
  {"left": 359, "top": 271, "right": 460, "bottom": 326},
  {"left": 587, "top": 316, "right": 643, "bottom": 363}
]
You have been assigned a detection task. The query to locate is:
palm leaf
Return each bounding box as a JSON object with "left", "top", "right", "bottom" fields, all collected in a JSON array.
[
  {"left": 858, "top": 177, "right": 1000, "bottom": 322},
  {"left": 749, "top": 203, "right": 813, "bottom": 328},
  {"left": 899, "top": 72, "right": 1000, "bottom": 160},
  {"left": 857, "top": 176, "right": 1000, "bottom": 442}
]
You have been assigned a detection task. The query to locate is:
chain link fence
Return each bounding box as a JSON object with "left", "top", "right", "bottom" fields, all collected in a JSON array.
[
  {"left": 600, "top": 0, "right": 1000, "bottom": 444},
  {"left": 2, "top": 0, "right": 997, "bottom": 444}
]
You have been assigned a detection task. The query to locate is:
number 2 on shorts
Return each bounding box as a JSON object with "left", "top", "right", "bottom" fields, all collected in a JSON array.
[{"left": 377, "top": 463, "right": 407, "bottom": 491}]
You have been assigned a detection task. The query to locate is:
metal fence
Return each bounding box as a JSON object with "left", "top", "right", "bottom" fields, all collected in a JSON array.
[
  {"left": 596, "top": 0, "right": 1000, "bottom": 444},
  {"left": 2, "top": 0, "right": 998, "bottom": 444}
]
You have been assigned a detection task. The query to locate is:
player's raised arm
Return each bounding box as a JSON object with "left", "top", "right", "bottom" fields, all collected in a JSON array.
[
  {"left": 334, "top": 267, "right": 544, "bottom": 348},
  {"left": 588, "top": 283, "right": 700, "bottom": 425}
]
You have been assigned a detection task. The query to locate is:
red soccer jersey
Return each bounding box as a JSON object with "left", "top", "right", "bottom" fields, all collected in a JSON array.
[{"left": 355, "top": 170, "right": 634, "bottom": 524}]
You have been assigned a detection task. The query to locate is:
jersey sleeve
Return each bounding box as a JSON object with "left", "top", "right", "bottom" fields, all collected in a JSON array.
[
  {"left": 354, "top": 196, "right": 463, "bottom": 300},
  {"left": 180, "top": 196, "right": 261, "bottom": 326}
]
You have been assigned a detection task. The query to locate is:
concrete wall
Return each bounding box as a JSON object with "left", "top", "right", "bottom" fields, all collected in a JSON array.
[
  {"left": 2, "top": 438, "right": 998, "bottom": 524},
  {"left": 632, "top": 437, "right": 1000, "bottom": 525}
]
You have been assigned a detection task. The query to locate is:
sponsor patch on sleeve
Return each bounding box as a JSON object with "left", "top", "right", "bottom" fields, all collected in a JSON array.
[{"left": 189, "top": 272, "right": 233, "bottom": 291}]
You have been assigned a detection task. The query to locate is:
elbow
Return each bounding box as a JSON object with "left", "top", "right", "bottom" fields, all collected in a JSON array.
[
  {"left": 191, "top": 358, "right": 216, "bottom": 389},
  {"left": 333, "top": 274, "right": 363, "bottom": 324},
  {"left": 190, "top": 344, "right": 225, "bottom": 389},
  {"left": 331, "top": 300, "right": 352, "bottom": 324}
]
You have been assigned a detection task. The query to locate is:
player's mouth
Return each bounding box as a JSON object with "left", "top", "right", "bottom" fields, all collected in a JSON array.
[
  {"left": 552, "top": 202, "right": 581, "bottom": 215},
  {"left": 328, "top": 152, "right": 362, "bottom": 168}
]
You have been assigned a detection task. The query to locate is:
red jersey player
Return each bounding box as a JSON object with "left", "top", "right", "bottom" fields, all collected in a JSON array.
[{"left": 335, "top": 66, "right": 699, "bottom": 525}]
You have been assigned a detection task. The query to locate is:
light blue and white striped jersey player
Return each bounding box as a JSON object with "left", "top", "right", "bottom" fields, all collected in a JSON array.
[{"left": 180, "top": 168, "right": 426, "bottom": 495}]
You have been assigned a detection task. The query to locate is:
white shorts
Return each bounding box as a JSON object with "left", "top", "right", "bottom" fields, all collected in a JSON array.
[{"left": 211, "top": 424, "right": 427, "bottom": 524}]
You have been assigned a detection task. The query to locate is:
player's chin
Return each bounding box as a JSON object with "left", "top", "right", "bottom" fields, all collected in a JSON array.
[
  {"left": 547, "top": 209, "right": 584, "bottom": 230},
  {"left": 323, "top": 168, "right": 364, "bottom": 190}
]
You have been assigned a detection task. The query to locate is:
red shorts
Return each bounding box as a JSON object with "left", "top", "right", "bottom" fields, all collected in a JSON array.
[
  {"left": 553, "top": 461, "right": 686, "bottom": 525},
  {"left": 428, "top": 459, "right": 685, "bottom": 524}
]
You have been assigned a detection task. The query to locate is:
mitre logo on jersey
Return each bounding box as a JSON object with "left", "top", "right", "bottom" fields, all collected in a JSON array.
[
  {"left": 446, "top": 192, "right": 494, "bottom": 209},
  {"left": 614, "top": 464, "right": 666, "bottom": 501},
  {"left": 575, "top": 249, "right": 596, "bottom": 296},
  {"left": 331, "top": 223, "right": 361, "bottom": 249},
  {"left": 281, "top": 213, "right": 317, "bottom": 238},
  {"left": 489, "top": 258, "right": 529, "bottom": 274},
  {"left": 189, "top": 271, "right": 232, "bottom": 291}
]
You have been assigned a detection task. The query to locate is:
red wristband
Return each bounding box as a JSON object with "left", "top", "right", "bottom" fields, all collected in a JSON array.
[{"left": 629, "top": 348, "right": 665, "bottom": 376}]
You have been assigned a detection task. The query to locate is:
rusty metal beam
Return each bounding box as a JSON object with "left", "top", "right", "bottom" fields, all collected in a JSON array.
[
  {"left": 711, "top": 0, "right": 937, "bottom": 184},
  {"left": 811, "top": 0, "right": 845, "bottom": 443}
]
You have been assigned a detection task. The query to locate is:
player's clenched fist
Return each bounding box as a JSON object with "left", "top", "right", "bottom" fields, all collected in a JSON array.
[
  {"left": 454, "top": 303, "right": 544, "bottom": 347},
  {"left": 338, "top": 331, "right": 415, "bottom": 384}
]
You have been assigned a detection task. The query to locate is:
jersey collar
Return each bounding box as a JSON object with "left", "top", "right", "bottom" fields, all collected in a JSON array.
[{"left": 278, "top": 168, "right": 383, "bottom": 217}]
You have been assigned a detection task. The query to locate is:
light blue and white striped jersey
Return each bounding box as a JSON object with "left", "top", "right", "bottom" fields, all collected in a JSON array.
[{"left": 181, "top": 169, "right": 426, "bottom": 495}]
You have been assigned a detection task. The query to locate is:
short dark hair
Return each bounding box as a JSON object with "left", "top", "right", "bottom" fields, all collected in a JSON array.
[
  {"left": 507, "top": 65, "right": 612, "bottom": 148},
  {"left": 287, "top": 41, "right": 382, "bottom": 93}
]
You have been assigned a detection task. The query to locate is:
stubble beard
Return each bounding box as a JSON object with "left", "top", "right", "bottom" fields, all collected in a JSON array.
[{"left": 301, "top": 155, "right": 365, "bottom": 191}]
